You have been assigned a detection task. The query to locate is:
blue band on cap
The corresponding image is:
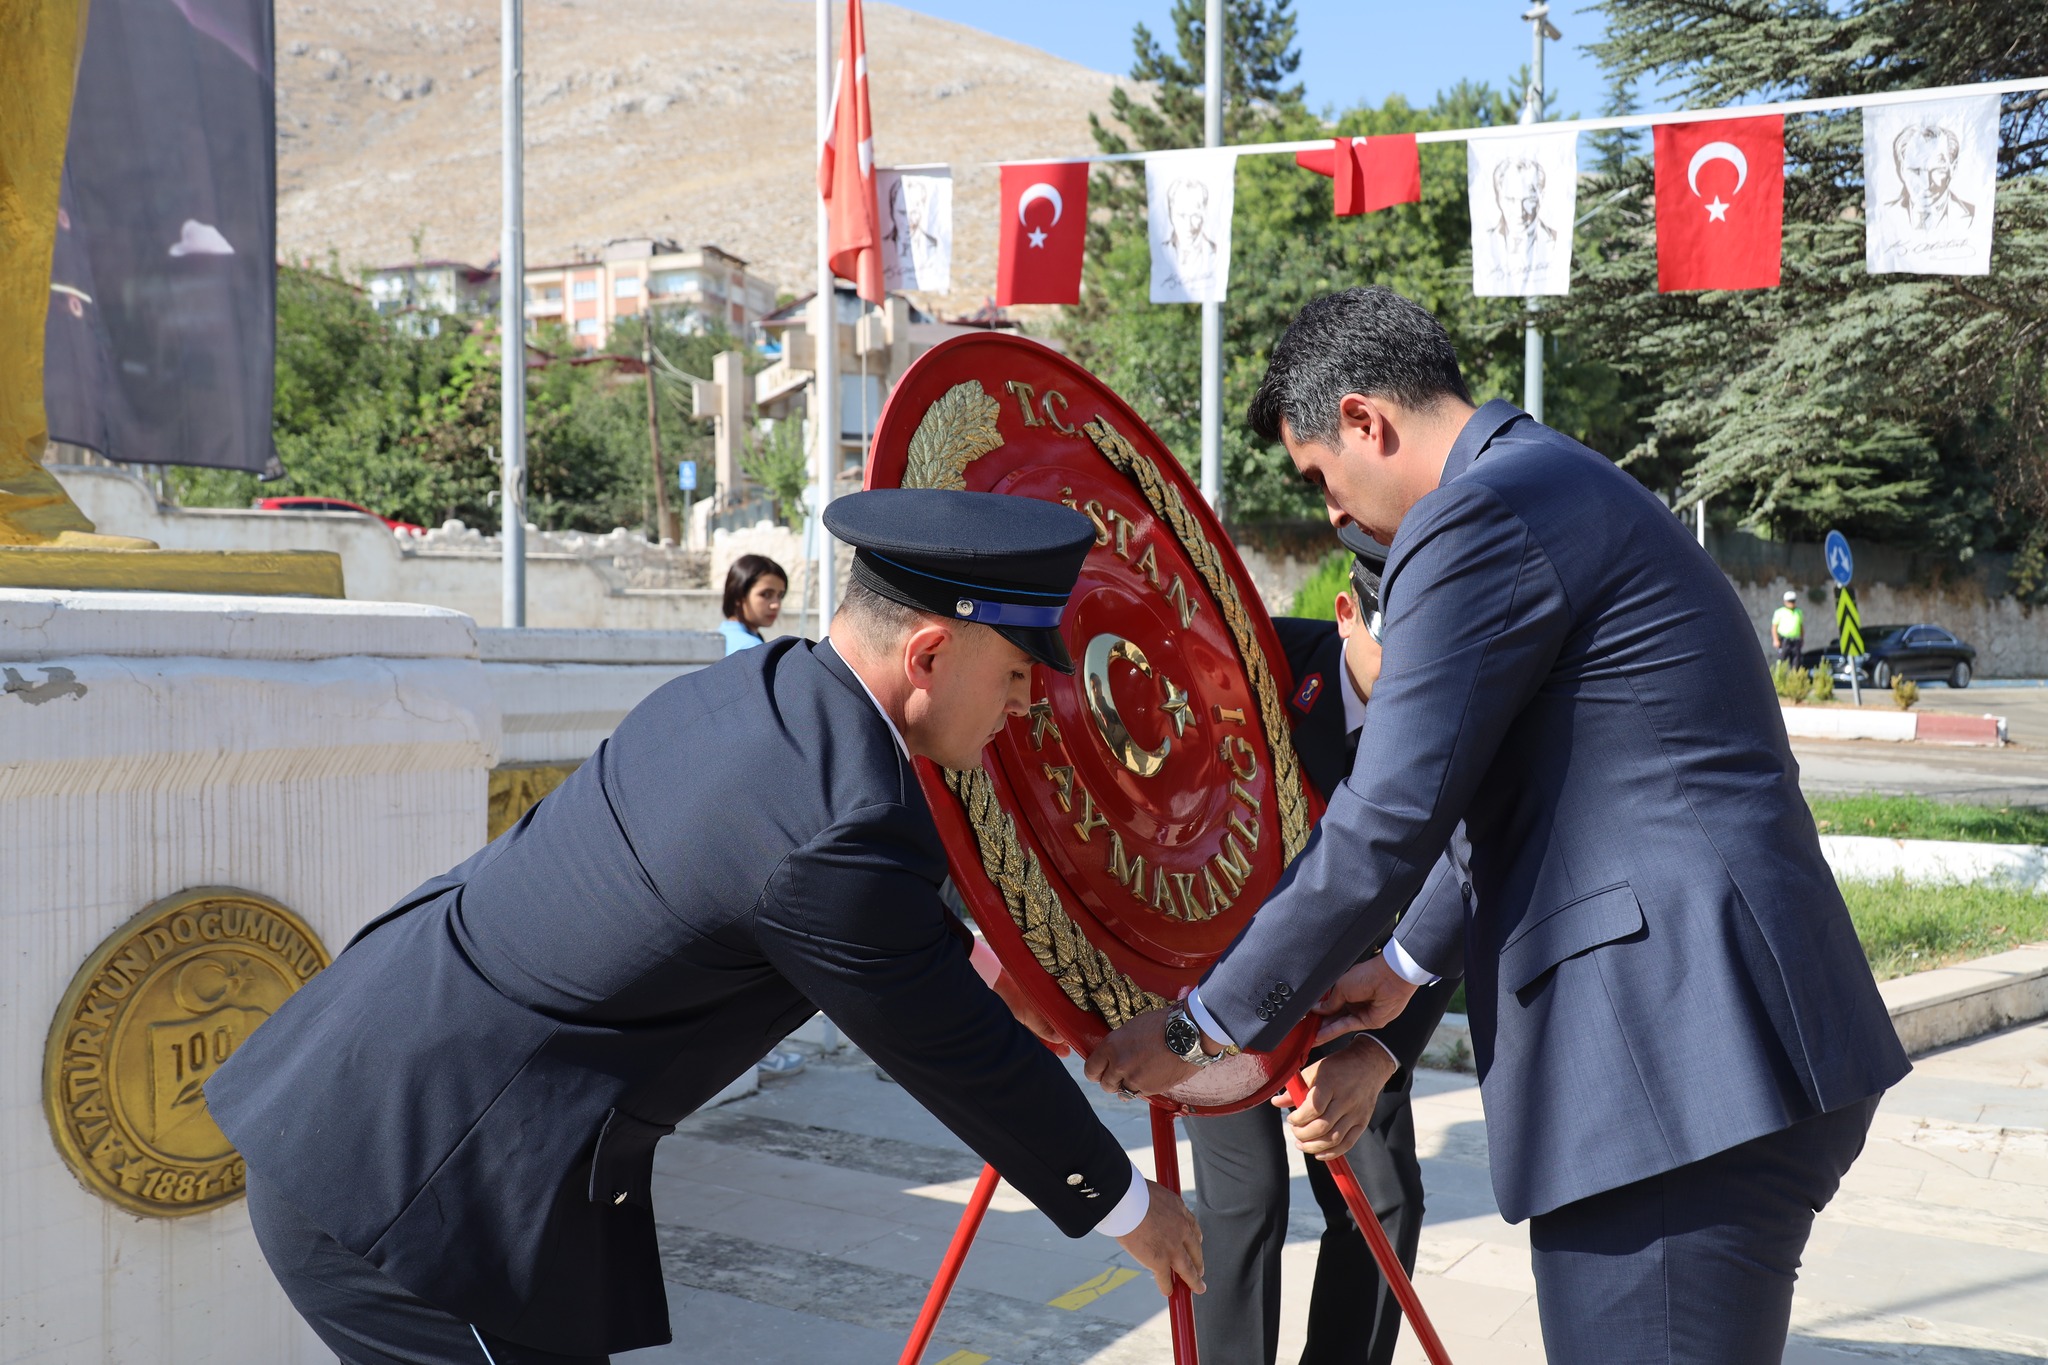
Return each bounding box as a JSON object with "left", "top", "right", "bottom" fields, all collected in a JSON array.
[
  {"left": 866, "top": 552, "right": 1072, "bottom": 599},
  {"left": 952, "top": 598, "right": 1066, "bottom": 628}
]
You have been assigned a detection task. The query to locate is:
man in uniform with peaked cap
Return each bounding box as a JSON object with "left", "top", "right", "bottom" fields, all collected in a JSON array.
[{"left": 208, "top": 488, "right": 1205, "bottom": 1365}]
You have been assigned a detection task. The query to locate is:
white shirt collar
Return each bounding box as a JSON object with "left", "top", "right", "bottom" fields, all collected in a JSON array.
[
  {"left": 1339, "top": 633, "right": 1369, "bottom": 738},
  {"left": 843, "top": 654, "right": 912, "bottom": 762}
]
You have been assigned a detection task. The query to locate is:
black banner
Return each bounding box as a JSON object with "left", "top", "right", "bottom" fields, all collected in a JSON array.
[{"left": 43, "top": 0, "right": 280, "bottom": 476}]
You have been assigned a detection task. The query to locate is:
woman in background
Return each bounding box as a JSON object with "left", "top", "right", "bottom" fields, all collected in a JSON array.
[
  {"left": 720, "top": 554, "right": 788, "bottom": 656},
  {"left": 718, "top": 553, "right": 807, "bottom": 1080}
]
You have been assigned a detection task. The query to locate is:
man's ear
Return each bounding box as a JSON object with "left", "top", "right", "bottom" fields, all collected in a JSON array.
[
  {"left": 1333, "top": 588, "right": 1362, "bottom": 639},
  {"left": 901, "top": 621, "right": 955, "bottom": 693}
]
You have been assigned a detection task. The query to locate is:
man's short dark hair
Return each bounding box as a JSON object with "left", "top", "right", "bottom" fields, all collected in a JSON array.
[
  {"left": 1247, "top": 287, "right": 1471, "bottom": 448},
  {"left": 834, "top": 575, "right": 941, "bottom": 652}
]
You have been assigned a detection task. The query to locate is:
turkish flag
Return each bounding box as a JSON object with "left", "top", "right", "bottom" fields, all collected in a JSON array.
[
  {"left": 1654, "top": 115, "right": 1785, "bottom": 292},
  {"left": 997, "top": 162, "right": 1089, "bottom": 305},
  {"left": 818, "top": 0, "right": 883, "bottom": 303},
  {"left": 1295, "top": 135, "right": 1420, "bottom": 216}
]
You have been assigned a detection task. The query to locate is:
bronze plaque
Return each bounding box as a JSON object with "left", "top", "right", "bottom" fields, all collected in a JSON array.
[{"left": 44, "top": 888, "right": 329, "bottom": 1217}]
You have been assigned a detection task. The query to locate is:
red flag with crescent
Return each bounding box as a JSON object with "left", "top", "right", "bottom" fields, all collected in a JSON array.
[
  {"left": 1653, "top": 115, "right": 1785, "bottom": 292},
  {"left": 818, "top": 0, "right": 884, "bottom": 304},
  {"left": 997, "top": 163, "right": 1090, "bottom": 306}
]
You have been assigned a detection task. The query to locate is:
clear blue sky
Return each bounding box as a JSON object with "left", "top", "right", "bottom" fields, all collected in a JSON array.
[{"left": 888, "top": 1, "right": 1615, "bottom": 121}]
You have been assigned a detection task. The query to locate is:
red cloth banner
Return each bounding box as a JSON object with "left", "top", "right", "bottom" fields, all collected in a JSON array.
[
  {"left": 1654, "top": 115, "right": 1785, "bottom": 292},
  {"left": 997, "top": 162, "right": 1090, "bottom": 305},
  {"left": 1294, "top": 135, "right": 1420, "bottom": 216},
  {"left": 818, "top": 0, "right": 884, "bottom": 303}
]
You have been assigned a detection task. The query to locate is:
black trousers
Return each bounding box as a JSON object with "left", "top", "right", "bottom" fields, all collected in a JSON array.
[
  {"left": 1529, "top": 1095, "right": 1880, "bottom": 1365},
  {"left": 246, "top": 1172, "right": 609, "bottom": 1365},
  {"left": 1186, "top": 1082, "right": 1423, "bottom": 1365}
]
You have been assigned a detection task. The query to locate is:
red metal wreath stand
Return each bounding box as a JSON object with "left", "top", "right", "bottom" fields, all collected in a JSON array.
[{"left": 897, "top": 1078, "right": 1454, "bottom": 1365}]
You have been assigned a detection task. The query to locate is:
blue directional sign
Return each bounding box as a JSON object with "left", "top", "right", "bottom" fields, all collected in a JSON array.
[
  {"left": 678, "top": 460, "right": 698, "bottom": 492},
  {"left": 1824, "top": 529, "right": 1853, "bottom": 587}
]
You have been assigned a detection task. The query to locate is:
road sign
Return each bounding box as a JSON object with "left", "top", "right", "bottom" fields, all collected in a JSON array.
[
  {"left": 677, "top": 460, "right": 697, "bottom": 492},
  {"left": 1835, "top": 583, "right": 1865, "bottom": 658},
  {"left": 1824, "top": 529, "right": 1853, "bottom": 586}
]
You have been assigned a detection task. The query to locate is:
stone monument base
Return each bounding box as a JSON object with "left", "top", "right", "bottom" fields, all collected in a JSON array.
[{"left": 1, "top": 588, "right": 496, "bottom": 1363}]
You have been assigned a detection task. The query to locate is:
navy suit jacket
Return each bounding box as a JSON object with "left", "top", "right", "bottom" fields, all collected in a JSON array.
[
  {"left": 207, "top": 639, "right": 1135, "bottom": 1355},
  {"left": 1204, "top": 402, "right": 1908, "bottom": 1223}
]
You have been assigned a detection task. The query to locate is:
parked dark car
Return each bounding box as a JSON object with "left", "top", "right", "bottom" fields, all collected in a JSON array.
[
  {"left": 1801, "top": 623, "right": 1978, "bottom": 689},
  {"left": 254, "top": 495, "right": 424, "bottom": 536}
]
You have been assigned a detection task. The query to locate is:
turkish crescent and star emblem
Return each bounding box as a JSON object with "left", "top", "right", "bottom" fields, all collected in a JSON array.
[
  {"left": 997, "top": 162, "right": 1089, "bottom": 306},
  {"left": 866, "top": 333, "right": 1317, "bottom": 1114},
  {"left": 1653, "top": 114, "right": 1785, "bottom": 292}
]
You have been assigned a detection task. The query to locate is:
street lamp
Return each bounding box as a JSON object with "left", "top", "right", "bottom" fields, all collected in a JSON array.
[{"left": 1520, "top": 3, "right": 1562, "bottom": 424}]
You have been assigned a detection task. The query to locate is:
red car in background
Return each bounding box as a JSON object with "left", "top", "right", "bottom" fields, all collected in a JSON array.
[{"left": 255, "top": 496, "right": 425, "bottom": 535}]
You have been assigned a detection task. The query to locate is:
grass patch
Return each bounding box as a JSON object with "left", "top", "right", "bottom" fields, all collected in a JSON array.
[
  {"left": 1842, "top": 877, "right": 2048, "bottom": 980},
  {"left": 1289, "top": 550, "right": 1350, "bottom": 620},
  {"left": 1809, "top": 794, "right": 2048, "bottom": 845}
]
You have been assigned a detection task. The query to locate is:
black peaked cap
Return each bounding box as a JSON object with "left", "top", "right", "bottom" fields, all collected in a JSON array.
[{"left": 824, "top": 489, "right": 1096, "bottom": 673}]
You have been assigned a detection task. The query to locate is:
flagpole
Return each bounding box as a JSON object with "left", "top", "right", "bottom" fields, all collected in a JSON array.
[
  {"left": 1520, "top": 3, "right": 1558, "bottom": 425},
  {"left": 1199, "top": 0, "right": 1223, "bottom": 511},
  {"left": 814, "top": 0, "right": 839, "bottom": 637},
  {"left": 500, "top": 0, "right": 526, "bottom": 627}
]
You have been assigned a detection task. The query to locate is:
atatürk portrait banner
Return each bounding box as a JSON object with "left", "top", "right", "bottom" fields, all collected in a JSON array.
[
  {"left": 1467, "top": 131, "right": 1578, "bottom": 297},
  {"left": 1864, "top": 94, "right": 1999, "bottom": 277},
  {"left": 1147, "top": 149, "right": 1237, "bottom": 305}
]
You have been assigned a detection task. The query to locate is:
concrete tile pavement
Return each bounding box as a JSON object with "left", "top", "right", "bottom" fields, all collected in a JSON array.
[{"left": 629, "top": 1023, "right": 2048, "bottom": 1365}]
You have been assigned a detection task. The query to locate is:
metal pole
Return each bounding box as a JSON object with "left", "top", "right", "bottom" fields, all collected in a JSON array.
[
  {"left": 1199, "top": 0, "right": 1223, "bottom": 510},
  {"left": 1519, "top": 4, "right": 1555, "bottom": 424},
  {"left": 642, "top": 325, "right": 670, "bottom": 544},
  {"left": 1695, "top": 492, "right": 1707, "bottom": 547},
  {"left": 499, "top": 0, "right": 526, "bottom": 627},
  {"left": 814, "top": 0, "right": 840, "bottom": 637}
]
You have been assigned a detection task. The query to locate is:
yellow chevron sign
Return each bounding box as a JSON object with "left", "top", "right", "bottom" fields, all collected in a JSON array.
[{"left": 1835, "top": 585, "right": 1864, "bottom": 658}]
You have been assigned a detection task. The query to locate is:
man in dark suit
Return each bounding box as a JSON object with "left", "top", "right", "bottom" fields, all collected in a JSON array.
[
  {"left": 1090, "top": 287, "right": 1908, "bottom": 1362},
  {"left": 1186, "top": 538, "right": 1457, "bottom": 1365},
  {"left": 207, "top": 489, "right": 1204, "bottom": 1365}
]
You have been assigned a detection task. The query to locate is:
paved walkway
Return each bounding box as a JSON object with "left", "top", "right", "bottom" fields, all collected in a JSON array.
[{"left": 622, "top": 1019, "right": 2048, "bottom": 1365}]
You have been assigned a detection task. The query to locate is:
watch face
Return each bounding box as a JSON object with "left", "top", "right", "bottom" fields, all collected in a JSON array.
[{"left": 1164, "top": 1013, "right": 1201, "bottom": 1059}]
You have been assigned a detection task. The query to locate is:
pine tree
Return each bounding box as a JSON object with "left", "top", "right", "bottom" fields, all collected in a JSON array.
[{"left": 1562, "top": 0, "right": 2048, "bottom": 593}]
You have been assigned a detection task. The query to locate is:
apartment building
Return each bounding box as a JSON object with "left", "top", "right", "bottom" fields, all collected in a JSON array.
[
  {"left": 524, "top": 240, "right": 780, "bottom": 350},
  {"left": 363, "top": 260, "right": 500, "bottom": 333}
]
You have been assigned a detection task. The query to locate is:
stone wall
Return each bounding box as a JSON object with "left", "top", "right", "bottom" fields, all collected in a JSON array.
[{"left": 50, "top": 466, "right": 822, "bottom": 638}]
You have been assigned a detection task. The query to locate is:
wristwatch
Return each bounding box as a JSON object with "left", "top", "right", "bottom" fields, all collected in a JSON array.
[{"left": 1163, "top": 1007, "right": 1235, "bottom": 1067}]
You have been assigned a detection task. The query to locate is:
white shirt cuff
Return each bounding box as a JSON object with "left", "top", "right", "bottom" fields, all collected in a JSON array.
[
  {"left": 1181, "top": 987, "right": 1236, "bottom": 1052},
  {"left": 1384, "top": 938, "right": 1441, "bottom": 986},
  {"left": 1093, "top": 1157, "right": 1151, "bottom": 1238},
  {"left": 1358, "top": 1033, "right": 1399, "bottom": 1067}
]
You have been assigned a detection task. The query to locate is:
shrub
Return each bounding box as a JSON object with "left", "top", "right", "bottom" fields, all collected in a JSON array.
[
  {"left": 1771, "top": 659, "right": 1812, "bottom": 703},
  {"left": 1893, "top": 677, "right": 1920, "bottom": 710},
  {"left": 1810, "top": 667, "right": 1835, "bottom": 703}
]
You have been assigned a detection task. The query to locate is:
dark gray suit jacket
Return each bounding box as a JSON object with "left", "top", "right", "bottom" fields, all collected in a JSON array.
[
  {"left": 207, "top": 639, "right": 1134, "bottom": 1355},
  {"left": 1203, "top": 401, "right": 1908, "bottom": 1223}
]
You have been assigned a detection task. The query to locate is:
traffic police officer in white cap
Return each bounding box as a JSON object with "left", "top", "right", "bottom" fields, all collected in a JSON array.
[{"left": 209, "top": 488, "right": 1205, "bottom": 1365}]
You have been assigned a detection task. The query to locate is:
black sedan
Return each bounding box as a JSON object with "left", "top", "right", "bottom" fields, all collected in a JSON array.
[{"left": 1802, "top": 623, "right": 1979, "bottom": 689}]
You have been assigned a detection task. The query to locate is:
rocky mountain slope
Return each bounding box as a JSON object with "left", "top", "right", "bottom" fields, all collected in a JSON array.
[{"left": 275, "top": 0, "right": 1132, "bottom": 314}]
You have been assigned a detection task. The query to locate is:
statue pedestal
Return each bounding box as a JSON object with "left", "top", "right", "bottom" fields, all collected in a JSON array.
[{"left": 0, "top": 588, "right": 498, "bottom": 1363}]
